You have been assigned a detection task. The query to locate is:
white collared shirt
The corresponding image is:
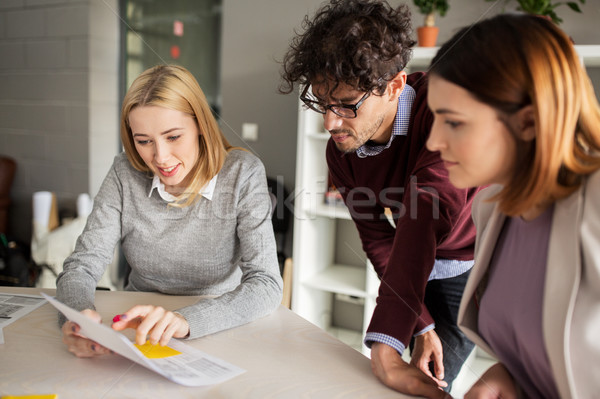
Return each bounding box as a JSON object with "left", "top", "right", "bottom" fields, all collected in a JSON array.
[{"left": 148, "top": 174, "right": 218, "bottom": 202}]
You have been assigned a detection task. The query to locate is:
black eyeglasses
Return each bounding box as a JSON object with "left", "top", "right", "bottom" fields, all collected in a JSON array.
[{"left": 300, "top": 85, "right": 371, "bottom": 119}]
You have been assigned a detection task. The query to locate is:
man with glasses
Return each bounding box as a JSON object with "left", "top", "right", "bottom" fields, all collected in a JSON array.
[{"left": 280, "top": 1, "right": 480, "bottom": 398}]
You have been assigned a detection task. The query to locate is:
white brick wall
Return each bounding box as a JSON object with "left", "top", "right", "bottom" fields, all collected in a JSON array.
[
  {"left": 26, "top": 40, "right": 68, "bottom": 68},
  {"left": 0, "top": 42, "right": 25, "bottom": 68},
  {"left": 88, "top": 0, "right": 120, "bottom": 199},
  {"left": 0, "top": 0, "right": 119, "bottom": 243},
  {"left": 6, "top": 9, "right": 45, "bottom": 38},
  {"left": 46, "top": 5, "right": 88, "bottom": 37}
]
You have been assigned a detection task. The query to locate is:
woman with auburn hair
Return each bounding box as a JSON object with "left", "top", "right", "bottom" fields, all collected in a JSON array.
[
  {"left": 426, "top": 13, "right": 600, "bottom": 399},
  {"left": 57, "top": 65, "right": 282, "bottom": 357}
]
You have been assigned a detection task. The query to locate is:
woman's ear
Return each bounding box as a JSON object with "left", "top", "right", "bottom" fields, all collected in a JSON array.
[{"left": 515, "top": 105, "right": 536, "bottom": 141}]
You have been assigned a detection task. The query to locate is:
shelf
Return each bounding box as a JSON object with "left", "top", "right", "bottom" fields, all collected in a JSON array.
[
  {"left": 307, "top": 132, "right": 329, "bottom": 140},
  {"left": 577, "top": 44, "right": 600, "bottom": 67},
  {"left": 313, "top": 202, "right": 352, "bottom": 220},
  {"left": 409, "top": 44, "right": 600, "bottom": 67},
  {"left": 411, "top": 46, "right": 439, "bottom": 64},
  {"left": 303, "top": 264, "right": 368, "bottom": 297},
  {"left": 310, "top": 203, "right": 395, "bottom": 226}
]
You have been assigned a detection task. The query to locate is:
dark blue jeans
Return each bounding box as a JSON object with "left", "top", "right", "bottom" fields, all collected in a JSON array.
[{"left": 409, "top": 269, "right": 475, "bottom": 392}]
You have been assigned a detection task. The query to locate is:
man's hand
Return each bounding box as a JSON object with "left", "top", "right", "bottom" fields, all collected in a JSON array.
[
  {"left": 410, "top": 329, "right": 445, "bottom": 384},
  {"left": 465, "top": 363, "right": 518, "bottom": 399},
  {"left": 370, "top": 342, "right": 451, "bottom": 399}
]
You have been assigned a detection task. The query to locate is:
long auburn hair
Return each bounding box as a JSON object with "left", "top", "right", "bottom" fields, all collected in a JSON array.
[
  {"left": 120, "top": 65, "right": 232, "bottom": 207},
  {"left": 429, "top": 13, "right": 600, "bottom": 215}
]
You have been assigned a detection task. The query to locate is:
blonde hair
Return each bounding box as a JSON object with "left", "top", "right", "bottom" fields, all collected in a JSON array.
[
  {"left": 430, "top": 14, "right": 600, "bottom": 215},
  {"left": 120, "top": 65, "right": 232, "bottom": 207}
]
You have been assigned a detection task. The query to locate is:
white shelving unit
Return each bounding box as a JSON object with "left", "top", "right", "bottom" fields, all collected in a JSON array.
[
  {"left": 291, "top": 45, "right": 600, "bottom": 357},
  {"left": 291, "top": 101, "right": 378, "bottom": 355}
]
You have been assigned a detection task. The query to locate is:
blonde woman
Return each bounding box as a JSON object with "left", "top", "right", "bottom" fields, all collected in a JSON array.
[
  {"left": 426, "top": 14, "right": 600, "bottom": 398},
  {"left": 57, "top": 65, "right": 282, "bottom": 357}
]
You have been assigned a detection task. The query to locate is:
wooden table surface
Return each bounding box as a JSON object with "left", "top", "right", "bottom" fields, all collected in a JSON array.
[{"left": 0, "top": 287, "right": 408, "bottom": 399}]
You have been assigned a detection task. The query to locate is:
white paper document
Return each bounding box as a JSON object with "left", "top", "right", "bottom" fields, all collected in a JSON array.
[
  {"left": 0, "top": 292, "right": 47, "bottom": 344},
  {"left": 41, "top": 293, "right": 246, "bottom": 386}
]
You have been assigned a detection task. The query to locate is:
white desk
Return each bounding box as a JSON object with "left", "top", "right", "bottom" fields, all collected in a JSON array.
[{"left": 0, "top": 287, "right": 409, "bottom": 399}]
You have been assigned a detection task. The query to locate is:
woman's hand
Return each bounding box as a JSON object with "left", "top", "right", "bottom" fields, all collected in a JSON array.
[
  {"left": 465, "top": 363, "right": 518, "bottom": 399},
  {"left": 61, "top": 309, "right": 112, "bottom": 358},
  {"left": 111, "top": 305, "right": 190, "bottom": 346}
]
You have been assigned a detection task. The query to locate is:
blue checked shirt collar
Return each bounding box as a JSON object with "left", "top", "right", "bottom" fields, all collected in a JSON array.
[{"left": 356, "top": 84, "right": 416, "bottom": 159}]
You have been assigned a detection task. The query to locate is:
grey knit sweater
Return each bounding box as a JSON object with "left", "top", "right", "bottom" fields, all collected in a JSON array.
[{"left": 56, "top": 149, "right": 283, "bottom": 339}]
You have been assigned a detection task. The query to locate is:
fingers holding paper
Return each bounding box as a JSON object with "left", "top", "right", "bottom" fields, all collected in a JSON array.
[
  {"left": 111, "top": 305, "right": 190, "bottom": 346},
  {"left": 61, "top": 309, "right": 112, "bottom": 358}
]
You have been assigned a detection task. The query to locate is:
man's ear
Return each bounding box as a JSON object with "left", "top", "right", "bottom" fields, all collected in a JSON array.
[
  {"left": 515, "top": 105, "right": 536, "bottom": 141},
  {"left": 387, "top": 71, "right": 407, "bottom": 100}
]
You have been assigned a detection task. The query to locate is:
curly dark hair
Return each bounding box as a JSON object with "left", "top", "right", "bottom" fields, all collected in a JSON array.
[{"left": 279, "top": 0, "right": 415, "bottom": 96}]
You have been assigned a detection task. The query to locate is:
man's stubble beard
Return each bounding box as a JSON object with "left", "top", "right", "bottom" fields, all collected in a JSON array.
[{"left": 333, "top": 113, "right": 386, "bottom": 154}]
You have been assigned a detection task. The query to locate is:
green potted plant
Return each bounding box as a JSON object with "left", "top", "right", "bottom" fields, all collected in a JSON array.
[
  {"left": 413, "top": 0, "right": 449, "bottom": 47},
  {"left": 485, "top": 0, "right": 585, "bottom": 24}
]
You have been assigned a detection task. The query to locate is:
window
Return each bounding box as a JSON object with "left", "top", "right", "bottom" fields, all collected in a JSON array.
[{"left": 120, "top": 0, "right": 222, "bottom": 115}]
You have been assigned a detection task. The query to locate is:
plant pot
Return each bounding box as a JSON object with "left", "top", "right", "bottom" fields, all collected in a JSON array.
[{"left": 417, "top": 26, "right": 439, "bottom": 47}]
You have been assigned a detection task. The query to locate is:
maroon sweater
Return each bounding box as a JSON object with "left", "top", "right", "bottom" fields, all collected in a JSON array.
[{"left": 326, "top": 73, "right": 479, "bottom": 348}]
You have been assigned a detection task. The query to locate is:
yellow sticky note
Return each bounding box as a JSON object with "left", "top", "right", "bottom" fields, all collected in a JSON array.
[
  {"left": 134, "top": 341, "right": 182, "bottom": 359},
  {"left": 2, "top": 395, "right": 58, "bottom": 399}
]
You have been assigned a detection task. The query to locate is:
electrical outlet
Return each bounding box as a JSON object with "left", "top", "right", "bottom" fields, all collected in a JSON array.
[{"left": 242, "top": 123, "right": 258, "bottom": 142}]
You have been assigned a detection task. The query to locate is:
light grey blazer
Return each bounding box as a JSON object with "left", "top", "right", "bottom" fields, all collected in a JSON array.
[{"left": 458, "top": 170, "right": 600, "bottom": 398}]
